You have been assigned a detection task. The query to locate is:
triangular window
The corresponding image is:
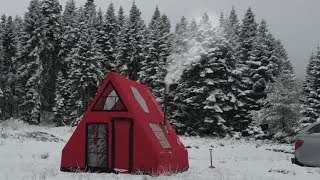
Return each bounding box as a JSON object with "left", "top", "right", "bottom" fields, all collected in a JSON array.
[{"left": 93, "top": 83, "right": 127, "bottom": 111}]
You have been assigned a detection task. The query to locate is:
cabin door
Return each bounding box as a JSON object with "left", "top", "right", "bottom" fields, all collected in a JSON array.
[
  {"left": 112, "top": 117, "right": 133, "bottom": 173},
  {"left": 86, "top": 123, "right": 108, "bottom": 171}
]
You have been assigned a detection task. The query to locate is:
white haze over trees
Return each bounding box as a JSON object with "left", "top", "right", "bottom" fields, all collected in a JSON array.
[{"left": 0, "top": 0, "right": 313, "bottom": 142}]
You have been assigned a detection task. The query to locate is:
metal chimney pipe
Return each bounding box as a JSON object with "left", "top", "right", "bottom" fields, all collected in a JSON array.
[{"left": 163, "top": 84, "right": 170, "bottom": 126}]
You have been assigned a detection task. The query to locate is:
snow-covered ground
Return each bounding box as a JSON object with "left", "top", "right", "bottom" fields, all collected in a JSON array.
[{"left": 0, "top": 119, "right": 319, "bottom": 180}]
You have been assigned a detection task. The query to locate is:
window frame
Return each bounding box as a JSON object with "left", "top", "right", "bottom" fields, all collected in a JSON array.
[
  {"left": 307, "top": 124, "right": 320, "bottom": 134},
  {"left": 91, "top": 82, "right": 127, "bottom": 112},
  {"left": 149, "top": 122, "right": 172, "bottom": 150},
  {"left": 85, "top": 123, "right": 108, "bottom": 170},
  {"left": 130, "top": 86, "right": 150, "bottom": 114}
]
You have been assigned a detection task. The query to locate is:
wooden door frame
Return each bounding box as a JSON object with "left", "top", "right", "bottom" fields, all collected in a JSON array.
[
  {"left": 85, "top": 123, "right": 109, "bottom": 172},
  {"left": 111, "top": 117, "right": 134, "bottom": 173}
]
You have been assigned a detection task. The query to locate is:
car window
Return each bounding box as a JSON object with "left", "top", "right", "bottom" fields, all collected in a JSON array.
[{"left": 307, "top": 124, "right": 320, "bottom": 134}]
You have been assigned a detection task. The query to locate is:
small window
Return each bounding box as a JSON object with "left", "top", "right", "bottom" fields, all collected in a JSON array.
[
  {"left": 93, "top": 83, "right": 126, "bottom": 111},
  {"left": 131, "top": 86, "right": 149, "bottom": 113},
  {"left": 149, "top": 123, "right": 171, "bottom": 149},
  {"left": 307, "top": 124, "right": 320, "bottom": 134}
]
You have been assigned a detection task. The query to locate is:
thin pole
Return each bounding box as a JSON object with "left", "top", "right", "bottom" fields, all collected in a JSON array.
[
  {"left": 209, "top": 149, "right": 214, "bottom": 168},
  {"left": 210, "top": 149, "right": 212, "bottom": 167}
]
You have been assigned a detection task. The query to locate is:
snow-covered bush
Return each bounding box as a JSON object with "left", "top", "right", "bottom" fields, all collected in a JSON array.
[{"left": 255, "top": 72, "right": 302, "bottom": 140}]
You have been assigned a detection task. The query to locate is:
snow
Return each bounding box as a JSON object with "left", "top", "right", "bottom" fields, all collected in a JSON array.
[{"left": 1, "top": 119, "right": 320, "bottom": 180}]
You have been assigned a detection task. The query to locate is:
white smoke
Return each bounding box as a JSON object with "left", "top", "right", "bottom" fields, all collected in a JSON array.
[
  {"left": 165, "top": 39, "right": 205, "bottom": 84},
  {"left": 165, "top": 14, "right": 219, "bottom": 85}
]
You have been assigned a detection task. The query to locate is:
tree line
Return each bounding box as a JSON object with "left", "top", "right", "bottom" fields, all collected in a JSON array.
[{"left": 0, "top": 0, "right": 303, "bottom": 140}]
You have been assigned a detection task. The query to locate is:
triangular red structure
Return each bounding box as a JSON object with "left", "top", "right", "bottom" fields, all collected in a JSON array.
[{"left": 60, "top": 72, "right": 189, "bottom": 174}]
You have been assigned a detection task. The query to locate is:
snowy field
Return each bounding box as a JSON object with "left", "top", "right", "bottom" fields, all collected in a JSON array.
[{"left": 0, "top": 120, "right": 319, "bottom": 180}]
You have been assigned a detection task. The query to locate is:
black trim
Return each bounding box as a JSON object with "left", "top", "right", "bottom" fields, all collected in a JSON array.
[
  {"left": 111, "top": 117, "right": 134, "bottom": 173},
  {"left": 91, "top": 82, "right": 128, "bottom": 112},
  {"left": 111, "top": 117, "right": 133, "bottom": 122},
  {"left": 149, "top": 122, "right": 172, "bottom": 150},
  {"left": 85, "top": 123, "right": 109, "bottom": 172}
]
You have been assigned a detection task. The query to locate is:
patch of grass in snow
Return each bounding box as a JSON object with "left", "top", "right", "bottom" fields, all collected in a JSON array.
[
  {"left": 23, "top": 131, "right": 64, "bottom": 142},
  {"left": 268, "top": 168, "right": 296, "bottom": 175},
  {"left": 40, "top": 152, "right": 49, "bottom": 159},
  {"left": 265, "top": 148, "right": 294, "bottom": 154}
]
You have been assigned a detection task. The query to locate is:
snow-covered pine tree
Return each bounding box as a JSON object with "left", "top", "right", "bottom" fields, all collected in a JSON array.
[
  {"left": 114, "top": 6, "right": 126, "bottom": 73},
  {"left": 197, "top": 13, "right": 213, "bottom": 41},
  {"left": 171, "top": 22, "right": 243, "bottom": 136},
  {"left": 13, "top": 16, "right": 24, "bottom": 62},
  {"left": 256, "top": 20, "right": 281, "bottom": 81},
  {"left": 218, "top": 11, "right": 225, "bottom": 28},
  {"left": 54, "top": 0, "right": 79, "bottom": 125},
  {"left": 58, "top": 0, "right": 77, "bottom": 61},
  {"left": 95, "top": 8, "right": 104, "bottom": 60},
  {"left": 237, "top": 8, "right": 261, "bottom": 115},
  {"left": 117, "top": 6, "right": 125, "bottom": 30},
  {"left": 188, "top": 19, "right": 198, "bottom": 38},
  {"left": 118, "top": 2, "right": 147, "bottom": 81},
  {"left": 141, "top": 6, "right": 161, "bottom": 88},
  {"left": 64, "top": 1, "right": 104, "bottom": 125},
  {"left": 0, "top": 16, "right": 18, "bottom": 118},
  {"left": 141, "top": 7, "right": 171, "bottom": 102},
  {"left": 300, "top": 49, "right": 320, "bottom": 127},
  {"left": 0, "top": 17, "right": 4, "bottom": 119},
  {"left": 173, "top": 16, "right": 189, "bottom": 54},
  {"left": 41, "top": 0, "right": 62, "bottom": 111},
  {"left": 200, "top": 36, "right": 238, "bottom": 136},
  {"left": 274, "top": 39, "right": 294, "bottom": 75},
  {"left": 223, "top": 7, "right": 240, "bottom": 48},
  {"left": 100, "top": 3, "right": 118, "bottom": 71},
  {"left": 259, "top": 72, "right": 301, "bottom": 142},
  {"left": 171, "top": 14, "right": 227, "bottom": 136},
  {"left": 166, "top": 16, "right": 189, "bottom": 126},
  {"left": 17, "top": 0, "right": 44, "bottom": 124}
]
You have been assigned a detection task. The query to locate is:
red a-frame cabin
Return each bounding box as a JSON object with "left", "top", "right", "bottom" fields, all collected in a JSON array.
[{"left": 60, "top": 72, "right": 189, "bottom": 174}]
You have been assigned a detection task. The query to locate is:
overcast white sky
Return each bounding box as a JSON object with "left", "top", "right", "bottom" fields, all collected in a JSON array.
[{"left": 1, "top": 0, "right": 320, "bottom": 79}]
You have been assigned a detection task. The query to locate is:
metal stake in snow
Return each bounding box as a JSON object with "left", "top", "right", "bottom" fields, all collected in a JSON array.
[{"left": 209, "top": 149, "right": 215, "bottom": 168}]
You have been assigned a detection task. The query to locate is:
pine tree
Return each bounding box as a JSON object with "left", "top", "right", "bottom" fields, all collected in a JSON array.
[
  {"left": 0, "top": 16, "right": 4, "bottom": 119},
  {"left": 301, "top": 49, "right": 320, "bottom": 127},
  {"left": 260, "top": 72, "right": 301, "bottom": 140},
  {"left": 224, "top": 7, "right": 240, "bottom": 47},
  {"left": 117, "top": 6, "right": 125, "bottom": 29},
  {"left": 188, "top": 19, "right": 198, "bottom": 38},
  {"left": 237, "top": 8, "right": 261, "bottom": 114},
  {"left": 0, "top": 16, "right": 18, "bottom": 118},
  {"left": 274, "top": 39, "right": 294, "bottom": 75},
  {"left": 41, "top": 0, "right": 62, "bottom": 111},
  {"left": 200, "top": 36, "right": 238, "bottom": 136},
  {"left": 171, "top": 28, "right": 243, "bottom": 136},
  {"left": 54, "top": 0, "right": 78, "bottom": 125},
  {"left": 197, "top": 13, "right": 213, "bottom": 41},
  {"left": 0, "top": 87, "right": 3, "bottom": 118},
  {"left": 118, "top": 2, "right": 147, "bottom": 81},
  {"left": 17, "top": 0, "right": 44, "bottom": 124},
  {"left": 62, "top": 1, "right": 104, "bottom": 125},
  {"left": 173, "top": 16, "right": 188, "bottom": 54},
  {"left": 13, "top": 16, "right": 24, "bottom": 61},
  {"left": 59, "top": 0, "right": 77, "bottom": 60},
  {"left": 100, "top": 3, "right": 118, "bottom": 71},
  {"left": 141, "top": 7, "right": 171, "bottom": 102},
  {"left": 115, "top": 6, "right": 126, "bottom": 73}
]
